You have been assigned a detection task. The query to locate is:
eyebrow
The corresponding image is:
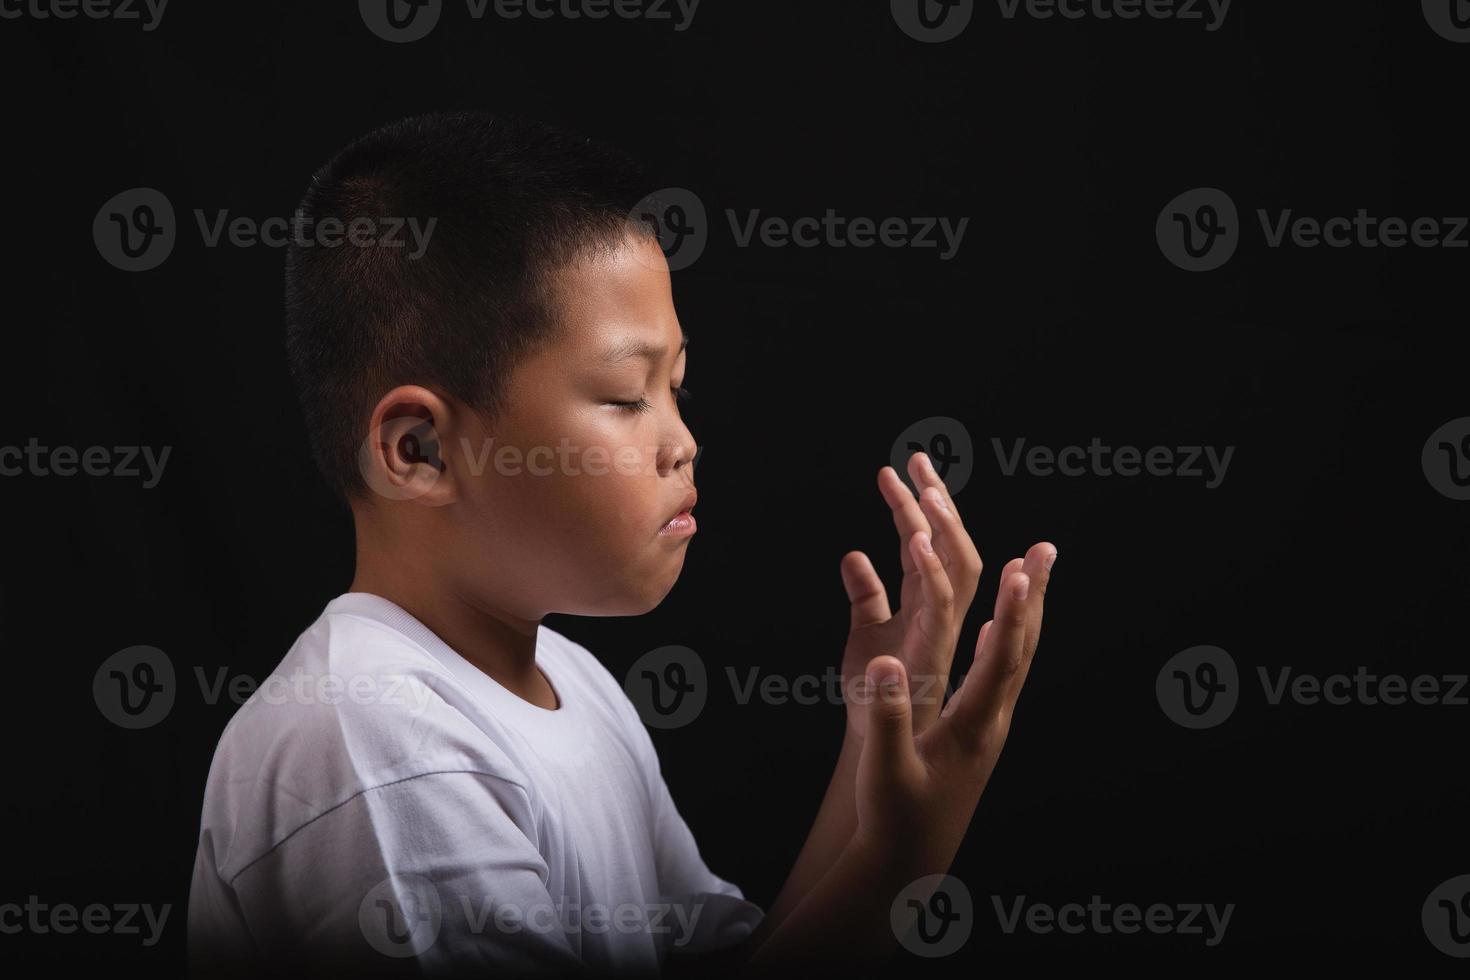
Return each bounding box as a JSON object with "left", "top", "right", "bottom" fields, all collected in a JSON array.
[{"left": 601, "top": 331, "right": 689, "bottom": 364}]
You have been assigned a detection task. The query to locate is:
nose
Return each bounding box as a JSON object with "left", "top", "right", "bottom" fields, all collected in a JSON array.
[{"left": 660, "top": 414, "right": 698, "bottom": 479}]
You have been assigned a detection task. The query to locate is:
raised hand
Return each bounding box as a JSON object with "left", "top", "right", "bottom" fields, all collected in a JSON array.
[
  {"left": 739, "top": 462, "right": 1055, "bottom": 972},
  {"left": 839, "top": 450, "right": 982, "bottom": 739},
  {"left": 855, "top": 530, "right": 1056, "bottom": 874}
]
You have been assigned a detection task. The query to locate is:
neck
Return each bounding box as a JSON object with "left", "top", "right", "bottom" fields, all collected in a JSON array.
[{"left": 348, "top": 507, "right": 558, "bottom": 710}]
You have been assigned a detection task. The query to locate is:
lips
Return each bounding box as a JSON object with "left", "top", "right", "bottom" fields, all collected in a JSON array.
[
  {"left": 665, "top": 490, "right": 697, "bottom": 526},
  {"left": 659, "top": 490, "right": 698, "bottom": 536}
]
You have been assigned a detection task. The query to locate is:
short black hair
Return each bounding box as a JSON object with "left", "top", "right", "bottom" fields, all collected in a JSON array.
[{"left": 284, "top": 110, "right": 653, "bottom": 501}]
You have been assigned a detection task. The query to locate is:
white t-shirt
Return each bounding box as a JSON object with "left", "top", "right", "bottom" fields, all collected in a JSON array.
[{"left": 187, "top": 592, "right": 761, "bottom": 977}]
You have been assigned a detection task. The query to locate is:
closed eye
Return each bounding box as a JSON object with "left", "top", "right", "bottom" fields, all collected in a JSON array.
[{"left": 612, "top": 385, "right": 692, "bottom": 414}]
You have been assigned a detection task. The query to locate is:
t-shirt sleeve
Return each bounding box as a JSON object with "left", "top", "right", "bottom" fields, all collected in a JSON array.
[
  {"left": 196, "top": 770, "right": 590, "bottom": 978},
  {"left": 644, "top": 759, "right": 766, "bottom": 958},
  {"left": 601, "top": 676, "right": 765, "bottom": 957}
]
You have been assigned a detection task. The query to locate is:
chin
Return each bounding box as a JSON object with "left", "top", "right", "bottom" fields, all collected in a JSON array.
[
  {"left": 634, "top": 569, "right": 684, "bottom": 614},
  {"left": 580, "top": 578, "right": 678, "bottom": 616}
]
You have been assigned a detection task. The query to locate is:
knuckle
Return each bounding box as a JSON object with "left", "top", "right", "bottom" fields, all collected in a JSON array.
[{"left": 994, "top": 651, "right": 1023, "bottom": 680}]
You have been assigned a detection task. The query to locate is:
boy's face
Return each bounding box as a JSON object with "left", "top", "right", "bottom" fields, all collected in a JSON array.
[{"left": 447, "top": 231, "right": 699, "bottom": 617}]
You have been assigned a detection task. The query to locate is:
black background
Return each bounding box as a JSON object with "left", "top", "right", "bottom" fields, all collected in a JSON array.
[{"left": 2, "top": 0, "right": 1468, "bottom": 973}]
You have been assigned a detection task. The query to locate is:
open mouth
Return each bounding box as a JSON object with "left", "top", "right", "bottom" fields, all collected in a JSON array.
[{"left": 659, "top": 491, "right": 698, "bottom": 537}]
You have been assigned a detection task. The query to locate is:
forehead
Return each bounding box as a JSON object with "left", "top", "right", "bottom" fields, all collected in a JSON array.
[{"left": 545, "top": 234, "right": 684, "bottom": 361}]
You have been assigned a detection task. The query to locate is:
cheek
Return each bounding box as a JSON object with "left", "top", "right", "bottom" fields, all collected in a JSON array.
[
  {"left": 487, "top": 415, "right": 662, "bottom": 547},
  {"left": 563, "top": 467, "right": 658, "bottom": 542}
]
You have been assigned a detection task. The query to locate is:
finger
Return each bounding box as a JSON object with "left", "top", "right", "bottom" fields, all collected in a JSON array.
[
  {"left": 840, "top": 550, "right": 892, "bottom": 631},
  {"left": 878, "top": 464, "right": 930, "bottom": 576},
  {"left": 903, "top": 530, "right": 957, "bottom": 730},
  {"left": 909, "top": 451, "right": 981, "bottom": 608},
  {"left": 941, "top": 619, "right": 991, "bottom": 719},
  {"left": 907, "top": 450, "right": 963, "bottom": 528},
  {"left": 917, "top": 484, "right": 982, "bottom": 612},
  {"left": 1013, "top": 542, "right": 1058, "bottom": 691},
  {"left": 942, "top": 568, "right": 1031, "bottom": 745},
  {"left": 857, "top": 655, "right": 919, "bottom": 785}
]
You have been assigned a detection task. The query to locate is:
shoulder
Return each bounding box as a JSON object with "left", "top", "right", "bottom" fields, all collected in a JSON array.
[{"left": 197, "top": 603, "right": 534, "bottom": 880}]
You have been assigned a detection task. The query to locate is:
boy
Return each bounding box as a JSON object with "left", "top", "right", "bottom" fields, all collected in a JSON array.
[{"left": 186, "top": 110, "right": 1056, "bottom": 977}]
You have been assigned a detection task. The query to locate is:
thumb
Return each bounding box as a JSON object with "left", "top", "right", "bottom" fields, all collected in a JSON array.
[{"left": 860, "top": 655, "right": 915, "bottom": 774}]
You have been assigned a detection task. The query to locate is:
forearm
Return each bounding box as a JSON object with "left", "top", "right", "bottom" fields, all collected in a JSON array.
[
  {"left": 740, "top": 827, "right": 935, "bottom": 975},
  {"left": 742, "top": 726, "right": 860, "bottom": 951}
]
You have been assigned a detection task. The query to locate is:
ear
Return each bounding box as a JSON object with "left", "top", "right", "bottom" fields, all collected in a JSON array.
[{"left": 357, "top": 385, "right": 459, "bottom": 507}]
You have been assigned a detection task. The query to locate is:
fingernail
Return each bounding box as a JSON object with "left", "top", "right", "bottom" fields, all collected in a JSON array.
[
  {"left": 1014, "top": 575, "right": 1030, "bottom": 601},
  {"left": 924, "top": 485, "right": 950, "bottom": 512},
  {"left": 918, "top": 532, "right": 933, "bottom": 555},
  {"left": 1045, "top": 551, "right": 1057, "bottom": 572}
]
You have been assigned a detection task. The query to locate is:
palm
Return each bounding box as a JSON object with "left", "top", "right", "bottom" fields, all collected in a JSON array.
[{"left": 841, "top": 571, "right": 925, "bottom": 739}]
